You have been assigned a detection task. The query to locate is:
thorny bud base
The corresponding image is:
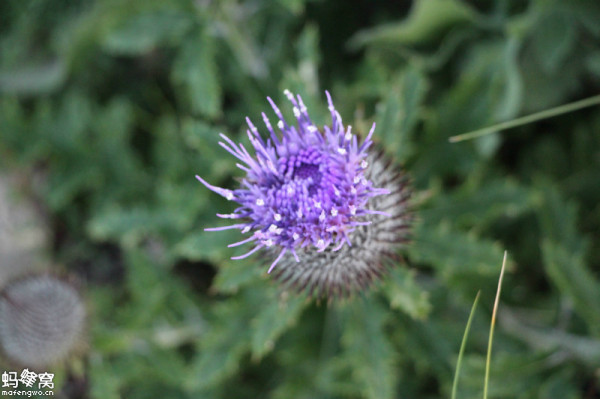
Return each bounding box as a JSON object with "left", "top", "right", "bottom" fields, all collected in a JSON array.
[{"left": 197, "top": 90, "right": 411, "bottom": 297}]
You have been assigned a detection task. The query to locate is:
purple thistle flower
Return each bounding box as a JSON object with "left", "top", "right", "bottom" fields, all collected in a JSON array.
[{"left": 197, "top": 90, "right": 411, "bottom": 297}]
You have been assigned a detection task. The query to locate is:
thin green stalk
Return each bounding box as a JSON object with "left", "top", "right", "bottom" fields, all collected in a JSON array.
[
  {"left": 449, "top": 95, "right": 600, "bottom": 143},
  {"left": 483, "top": 251, "right": 508, "bottom": 399},
  {"left": 451, "top": 290, "right": 481, "bottom": 399}
]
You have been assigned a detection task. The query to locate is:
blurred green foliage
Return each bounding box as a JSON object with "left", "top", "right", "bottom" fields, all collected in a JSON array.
[{"left": 1, "top": 0, "right": 600, "bottom": 398}]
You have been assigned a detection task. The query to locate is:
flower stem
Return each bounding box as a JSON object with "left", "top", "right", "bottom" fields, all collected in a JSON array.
[{"left": 449, "top": 95, "right": 600, "bottom": 143}]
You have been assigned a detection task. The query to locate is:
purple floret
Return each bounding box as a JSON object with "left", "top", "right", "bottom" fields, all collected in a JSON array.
[{"left": 196, "top": 90, "right": 390, "bottom": 274}]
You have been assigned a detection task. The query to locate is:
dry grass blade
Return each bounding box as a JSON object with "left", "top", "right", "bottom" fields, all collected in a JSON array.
[{"left": 483, "top": 250, "right": 508, "bottom": 399}]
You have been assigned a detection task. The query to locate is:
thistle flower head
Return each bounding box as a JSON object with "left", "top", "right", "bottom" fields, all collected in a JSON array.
[
  {"left": 197, "top": 90, "right": 411, "bottom": 297},
  {"left": 0, "top": 274, "right": 86, "bottom": 367}
]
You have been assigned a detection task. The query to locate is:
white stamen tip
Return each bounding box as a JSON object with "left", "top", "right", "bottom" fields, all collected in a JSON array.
[
  {"left": 242, "top": 226, "right": 251, "bottom": 234},
  {"left": 315, "top": 201, "right": 321, "bottom": 209},
  {"left": 354, "top": 176, "right": 361, "bottom": 184},
  {"left": 256, "top": 199, "right": 265, "bottom": 206},
  {"left": 287, "top": 186, "right": 294, "bottom": 194},
  {"left": 350, "top": 205, "right": 357, "bottom": 215},
  {"left": 269, "top": 224, "right": 278, "bottom": 232},
  {"left": 265, "top": 239, "right": 274, "bottom": 247},
  {"left": 307, "top": 126, "right": 318, "bottom": 133},
  {"left": 361, "top": 160, "right": 368, "bottom": 168},
  {"left": 293, "top": 107, "right": 300, "bottom": 117},
  {"left": 337, "top": 148, "right": 347, "bottom": 155},
  {"left": 319, "top": 210, "right": 326, "bottom": 222},
  {"left": 317, "top": 239, "right": 325, "bottom": 248},
  {"left": 331, "top": 208, "right": 338, "bottom": 216},
  {"left": 225, "top": 190, "right": 234, "bottom": 200},
  {"left": 277, "top": 120, "right": 284, "bottom": 129},
  {"left": 292, "top": 233, "right": 299, "bottom": 240},
  {"left": 283, "top": 89, "right": 292, "bottom": 96},
  {"left": 274, "top": 213, "right": 282, "bottom": 221}
]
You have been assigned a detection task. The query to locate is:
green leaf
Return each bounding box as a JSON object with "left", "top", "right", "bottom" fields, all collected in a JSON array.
[
  {"left": 383, "top": 268, "right": 431, "bottom": 319},
  {"left": 530, "top": 12, "right": 576, "bottom": 74},
  {"left": 542, "top": 241, "right": 600, "bottom": 335},
  {"left": 89, "top": 355, "right": 123, "bottom": 399},
  {"left": 349, "top": 0, "right": 476, "bottom": 48},
  {"left": 376, "top": 65, "right": 428, "bottom": 161},
  {"left": 102, "top": 10, "right": 193, "bottom": 55},
  {"left": 422, "top": 179, "right": 534, "bottom": 228},
  {"left": 174, "top": 229, "right": 241, "bottom": 263},
  {"left": 500, "top": 308, "right": 600, "bottom": 367},
  {"left": 185, "top": 292, "right": 257, "bottom": 392},
  {"left": 409, "top": 223, "right": 507, "bottom": 285},
  {"left": 535, "top": 185, "right": 585, "bottom": 255},
  {"left": 250, "top": 293, "right": 306, "bottom": 360},
  {"left": 536, "top": 186, "right": 600, "bottom": 334},
  {"left": 87, "top": 206, "right": 182, "bottom": 247},
  {"left": 212, "top": 258, "right": 263, "bottom": 294},
  {"left": 172, "top": 29, "right": 221, "bottom": 118},
  {"left": 180, "top": 119, "right": 222, "bottom": 154},
  {"left": 493, "top": 37, "right": 523, "bottom": 122},
  {"left": 275, "top": 0, "right": 305, "bottom": 14},
  {"left": 341, "top": 297, "right": 396, "bottom": 399},
  {"left": 125, "top": 249, "right": 168, "bottom": 311},
  {"left": 0, "top": 60, "right": 66, "bottom": 95}
]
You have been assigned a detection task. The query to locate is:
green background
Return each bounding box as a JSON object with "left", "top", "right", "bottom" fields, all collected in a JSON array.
[{"left": 1, "top": 0, "right": 599, "bottom": 397}]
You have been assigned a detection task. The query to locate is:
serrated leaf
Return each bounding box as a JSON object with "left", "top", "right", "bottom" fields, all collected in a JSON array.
[
  {"left": 174, "top": 229, "right": 241, "bottom": 263},
  {"left": 376, "top": 65, "right": 427, "bottom": 161},
  {"left": 103, "top": 10, "right": 193, "bottom": 55},
  {"left": 341, "top": 297, "right": 396, "bottom": 399},
  {"left": 349, "top": 0, "right": 476, "bottom": 48},
  {"left": 250, "top": 293, "right": 306, "bottom": 360},
  {"left": 493, "top": 36, "right": 523, "bottom": 122},
  {"left": 531, "top": 12, "right": 576, "bottom": 74},
  {"left": 459, "top": 352, "right": 550, "bottom": 398},
  {"left": 409, "top": 223, "right": 507, "bottom": 283},
  {"left": 541, "top": 241, "right": 600, "bottom": 335},
  {"left": 500, "top": 308, "right": 600, "bottom": 366},
  {"left": 87, "top": 206, "right": 182, "bottom": 247},
  {"left": 89, "top": 355, "right": 122, "bottom": 399},
  {"left": 185, "top": 294, "right": 256, "bottom": 392},
  {"left": 0, "top": 60, "right": 66, "bottom": 95},
  {"left": 535, "top": 185, "right": 584, "bottom": 255},
  {"left": 536, "top": 186, "right": 600, "bottom": 334},
  {"left": 398, "top": 65, "right": 428, "bottom": 143},
  {"left": 275, "top": 0, "right": 305, "bottom": 14},
  {"left": 125, "top": 249, "right": 168, "bottom": 310},
  {"left": 180, "top": 119, "right": 222, "bottom": 153},
  {"left": 422, "top": 179, "right": 534, "bottom": 227},
  {"left": 212, "top": 258, "right": 263, "bottom": 294},
  {"left": 172, "top": 30, "right": 221, "bottom": 118},
  {"left": 383, "top": 268, "right": 431, "bottom": 319}
]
